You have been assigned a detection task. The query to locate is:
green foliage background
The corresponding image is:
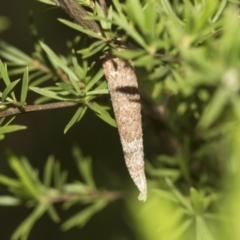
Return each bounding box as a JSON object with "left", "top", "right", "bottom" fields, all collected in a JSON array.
[{"left": 1, "top": 0, "right": 240, "bottom": 239}]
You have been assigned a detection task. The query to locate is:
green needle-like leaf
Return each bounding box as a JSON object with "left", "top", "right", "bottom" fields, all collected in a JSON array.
[
  {"left": 61, "top": 200, "right": 107, "bottom": 230},
  {"left": 64, "top": 106, "right": 87, "bottom": 133},
  {"left": 58, "top": 19, "right": 104, "bottom": 40},
  {"left": 53, "top": 161, "right": 61, "bottom": 190},
  {"left": 81, "top": 42, "right": 106, "bottom": 59},
  {"left": 11, "top": 203, "right": 49, "bottom": 240},
  {"left": 30, "top": 87, "right": 67, "bottom": 101},
  {"left": 84, "top": 69, "right": 103, "bottom": 92},
  {"left": 198, "top": 87, "right": 230, "bottom": 129},
  {"left": 126, "top": 0, "right": 146, "bottom": 33},
  {"left": 1, "top": 79, "right": 20, "bottom": 102},
  {"left": 86, "top": 89, "right": 109, "bottom": 95},
  {"left": 0, "top": 60, "right": 17, "bottom": 100},
  {"left": 112, "top": 12, "right": 148, "bottom": 49},
  {"left": 72, "top": 146, "right": 95, "bottom": 188},
  {"left": 43, "top": 155, "right": 54, "bottom": 187},
  {"left": 47, "top": 205, "right": 61, "bottom": 223},
  {"left": 0, "top": 196, "right": 21, "bottom": 206},
  {"left": 8, "top": 153, "right": 40, "bottom": 199},
  {"left": 88, "top": 102, "right": 117, "bottom": 127},
  {"left": 196, "top": 217, "right": 214, "bottom": 240},
  {"left": 0, "top": 174, "right": 21, "bottom": 188},
  {"left": 166, "top": 178, "right": 193, "bottom": 213},
  {"left": 0, "top": 40, "right": 32, "bottom": 64},
  {"left": 20, "top": 67, "right": 29, "bottom": 106},
  {"left": 40, "top": 42, "right": 82, "bottom": 95},
  {"left": 0, "top": 125, "right": 26, "bottom": 136}
]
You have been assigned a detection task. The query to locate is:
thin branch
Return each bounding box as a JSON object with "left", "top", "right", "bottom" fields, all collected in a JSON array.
[
  {"left": 155, "top": 53, "right": 180, "bottom": 64},
  {"left": 31, "top": 59, "right": 52, "bottom": 73},
  {"left": 0, "top": 102, "right": 78, "bottom": 118},
  {"left": 42, "top": 189, "right": 124, "bottom": 203},
  {"left": 54, "top": 0, "right": 102, "bottom": 35}
]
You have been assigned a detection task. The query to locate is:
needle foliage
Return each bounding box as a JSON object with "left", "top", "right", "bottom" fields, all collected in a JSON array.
[{"left": 1, "top": 0, "right": 240, "bottom": 239}]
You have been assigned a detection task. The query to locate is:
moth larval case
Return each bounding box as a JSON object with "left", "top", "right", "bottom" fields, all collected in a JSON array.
[
  {"left": 121, "top": 138, "right": 147, "bottom": 201},
  {"left": 102, "top": 55, "right": 147, "bottom": 201}
]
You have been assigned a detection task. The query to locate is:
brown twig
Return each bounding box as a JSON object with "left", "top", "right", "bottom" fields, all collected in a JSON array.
[
  {"left": 31, "top": 59, "right": 52, "bottom": 73},
  {"left": 154, "top": 53, "right": 180, "bottom": 64},
  {"left": 41, "top": 189, "right": 124, "bottom": 203},
  {"left": 54, "top": 0, "right": 102, "bottom": 35},
  {"left": 0, "top": 102, "right": 78, "bottom": 118}
]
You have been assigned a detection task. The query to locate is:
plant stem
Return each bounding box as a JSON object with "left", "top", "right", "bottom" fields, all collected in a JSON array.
[{"left": 0, "top": 102, "right": 78, "bottom": 118}]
